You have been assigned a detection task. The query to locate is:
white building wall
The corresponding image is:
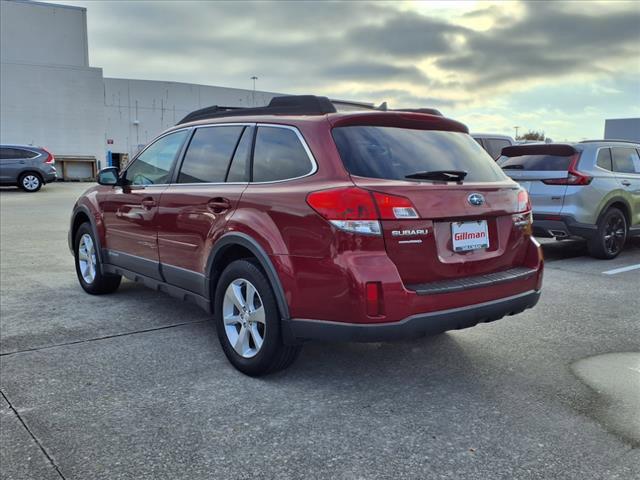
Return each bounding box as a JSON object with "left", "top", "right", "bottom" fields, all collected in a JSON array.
[
  {"left": 104, "top": 78, "right": 282, "bottom": 157},
  {"left": 0, "top": 0, "right": 104, "bottom": 162},
  {"left": 0, "top": 0, "right": 89, "bottom": 67}
]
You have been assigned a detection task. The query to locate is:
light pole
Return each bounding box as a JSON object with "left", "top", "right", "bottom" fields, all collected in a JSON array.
[
  {"left": 514, "top": 126, "right": 520, "bottom": 139},
  {"left": 250, "top": 76, "right": 258, "bottom": 106}
]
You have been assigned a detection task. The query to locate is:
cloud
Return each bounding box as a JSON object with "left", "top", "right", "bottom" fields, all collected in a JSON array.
[
  {"left": 439, "top": 2, "right": 640, "bottom": 87},
  {"left": 45, "top": 0, "right": 640, "bottom": 139}
]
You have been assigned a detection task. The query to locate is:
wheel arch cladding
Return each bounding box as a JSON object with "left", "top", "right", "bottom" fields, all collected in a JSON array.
[
  {"left": 601, "top": 197, "right": 631, "bottom": 224},
  {"left": 206, "top": 232, "right": 290, "bottom": 320}
]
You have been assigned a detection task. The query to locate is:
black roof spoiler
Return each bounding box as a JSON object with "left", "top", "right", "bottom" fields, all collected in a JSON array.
[{"left": 501, "top": 144, "right": 577, "bottom": 157}]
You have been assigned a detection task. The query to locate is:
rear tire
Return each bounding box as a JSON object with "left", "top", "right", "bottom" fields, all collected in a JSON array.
[
  {"left": 18, "top": 172, "right": 42, "bottom": 192},
  {"left": 214, "top": 259, "right": 301, "bottom": 376},
  {"left": 74, "top": 223, "right": 122, "bottom": 294},
  {"left": 587, "top": 208, "right": 627, "bottom": 259}
]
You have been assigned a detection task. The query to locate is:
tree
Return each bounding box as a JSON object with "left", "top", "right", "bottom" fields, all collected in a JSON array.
[{"left": 517, "top": 130, "right": 545, "bottom": 141}]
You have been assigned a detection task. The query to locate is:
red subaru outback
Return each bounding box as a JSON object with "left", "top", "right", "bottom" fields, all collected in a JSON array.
[{"left": 69, "top": 96, "right": 543, "bottom": 375}]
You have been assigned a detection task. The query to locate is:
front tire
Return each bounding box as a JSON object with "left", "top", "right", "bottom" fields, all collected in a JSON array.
[
  {"left": 18, "top": 173, "right": 42, "bottom": 192},
  {"left": 587, "top": 208, "right": 627, "bottom": 259},
  {"left": 214, "top": 259, "right": 301, "bottom": 376},
  {"left": 74, "top": 223, "right": 122, "bottom": 294}
]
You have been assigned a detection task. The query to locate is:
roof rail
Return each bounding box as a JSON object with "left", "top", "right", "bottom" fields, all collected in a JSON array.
[
  {"left": 579, "top": 139, "right": 639, "bottom": 144},
  {"left": 177, "top": 95, "right": 336, "bottom": 125}
]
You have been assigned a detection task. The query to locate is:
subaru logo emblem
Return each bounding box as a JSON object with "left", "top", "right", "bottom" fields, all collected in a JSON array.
[{"left": 468, "top": 193, "right": 484, "bottom": 206}]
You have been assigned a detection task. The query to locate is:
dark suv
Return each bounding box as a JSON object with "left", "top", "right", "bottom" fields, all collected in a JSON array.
[{"left": 69, "top": 96, "right": 543, "bottom": 375}]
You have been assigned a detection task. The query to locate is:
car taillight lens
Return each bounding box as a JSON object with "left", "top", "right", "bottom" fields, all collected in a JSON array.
[
  {"left": 306, "top": 187, "right": 381, "bottom": 235},
  {"left": 517, "top": 188, "right": 531, "bottom": 213},
  {"left": 306, "top": 187, "right": 419, "bottom": 235},
  {"left": 371, "top": 192, "right": 419, "bottom": 219},
  {"left": 542, "top": 153, "right": 591, "bottom": 185},
  {"left": 42, "top": 148, "right": 55, "bottom": 164}
]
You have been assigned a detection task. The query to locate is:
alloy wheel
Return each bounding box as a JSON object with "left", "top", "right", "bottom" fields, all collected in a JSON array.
[
  {"left": 222, "top": 278, "right": 266, "bottom": 358},
  {"left": 22, "top": 175, "right": 40, "bottom": 191},
  {"left": 78, "top": 233, "right": 97, "bottom": 284},
  {"left": 603, "top": 214, "right": 626, "bottom": 256}
]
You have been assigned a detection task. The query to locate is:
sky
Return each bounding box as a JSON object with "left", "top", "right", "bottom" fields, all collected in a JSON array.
[{"left": 54, "top": 0, "right": 639, "bottom": 140}]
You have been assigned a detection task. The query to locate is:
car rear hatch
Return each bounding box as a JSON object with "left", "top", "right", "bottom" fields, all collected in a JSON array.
[
  {"left": 497, "top": 144, "right": 587, "bottom": 216},
  {"left": 330, "top": 119, "right": 532, "bottom": 287}
]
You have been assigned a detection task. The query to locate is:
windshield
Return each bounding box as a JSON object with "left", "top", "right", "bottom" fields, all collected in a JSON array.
[{"left": 332, "top": 126, "right": 507, "bottom": 182}]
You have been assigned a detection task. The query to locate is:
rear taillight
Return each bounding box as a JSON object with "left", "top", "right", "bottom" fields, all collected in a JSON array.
[
  {"left": 306, "top": 187, "right": 419, "bottom": 235},
  {"left": 517, "top": 188, "right": 531, "bottom": 213},
  {"left": 371, "top": 192, "right": 419, "bottom": 219},
  {"left": 542, "top": 153, "right": 591, "bottom": 185},
  {"left": 42, "top": 148, "right": 55, "bottom": 165}
]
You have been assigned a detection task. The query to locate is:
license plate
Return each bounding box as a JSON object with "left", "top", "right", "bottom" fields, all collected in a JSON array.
[{"left": 452, "top": 220, "right": 490, "bottom": 252}]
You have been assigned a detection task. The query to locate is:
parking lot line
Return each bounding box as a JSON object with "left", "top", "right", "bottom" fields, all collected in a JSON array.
[{"left": 602, "top": 263, "right": 640, "bottom": 275}]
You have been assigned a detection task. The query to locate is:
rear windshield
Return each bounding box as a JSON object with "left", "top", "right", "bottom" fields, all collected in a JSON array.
[
  {"left": 332, "top": 126, "right": 506, "bottom": 182},
  {"left": 497, "top": 154, "right": 573, "bottom": 171}
]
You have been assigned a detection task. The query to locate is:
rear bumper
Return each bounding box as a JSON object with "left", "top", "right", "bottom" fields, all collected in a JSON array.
[
  {"left": 284, "top": 290, "right": 540, "bottom": 342},
  {"left": 532, "top": 215, "right": 597, "bottom": 240}
]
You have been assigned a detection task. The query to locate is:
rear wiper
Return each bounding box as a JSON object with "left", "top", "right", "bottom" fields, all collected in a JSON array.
[
  {"left": 405, "top": 170, "right": 468, "bottom": 182},
  {"left": 501, "top": 165, "right": 524, "bottom": 170}
]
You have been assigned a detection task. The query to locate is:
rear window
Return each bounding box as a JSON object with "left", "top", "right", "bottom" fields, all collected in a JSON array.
[
  {"left": 498, "top": 154, "right": 574, "bottom": 171},
  {"left": 332, "top": 127, "right": 506, "bottom": 182}
]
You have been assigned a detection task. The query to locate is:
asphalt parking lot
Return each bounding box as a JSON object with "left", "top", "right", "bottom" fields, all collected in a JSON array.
[{"left": 1, "top": 182, "right": 638, "bottom": 480}]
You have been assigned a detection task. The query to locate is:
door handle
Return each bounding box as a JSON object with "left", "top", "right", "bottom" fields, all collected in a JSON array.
[
  {"left": 141, "top": 197, "right": 156, "bottom": 209},
  {"left": 621, "top": 180, "right": 631, "bottom": 186},
  {"left": 207, "top": 197, "right": 231, "bottom": 213}
]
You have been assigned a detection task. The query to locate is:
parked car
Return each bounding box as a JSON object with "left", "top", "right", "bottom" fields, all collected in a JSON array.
[
  {"left": 498, "top": 141, "right": 640, "bottom": 259},
  {"left": 69, "top": 95, "right": 543, "bottom": 375},
  {"left": 472, "top": 134, "right": 515, "bottom": 160},
  {"left": 0, "top": 144, "right": 57, "bottom": 192}
]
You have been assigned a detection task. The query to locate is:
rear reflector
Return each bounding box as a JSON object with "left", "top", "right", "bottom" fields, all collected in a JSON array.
[
  {"left": 365, "top": 282, "right": 383, "bottom": 316},
  {"left": 541, "top": 153, "right": 591, "bottom": 185}
]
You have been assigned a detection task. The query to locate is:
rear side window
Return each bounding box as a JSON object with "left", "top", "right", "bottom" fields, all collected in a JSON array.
[
  {"left": 483, "top": 138, "right": 512, "bottom": 159},
  {"left": 0, "top": 147, "right": 38, "bottom": 159},
  {"left": 332, "top": 127, "right": 506, "bottom": 182},
  {"left": 252, "top": 127, "right": 313, "bottom": 182},
  {"left": 612, "top": 147, "right": 640, "bottom": 174},
  {"left": 178, "top": 126, "right": 244, "bottom": 183},
  {"left": 596, "top": 148, "right": 612, "bottom": 171},
  {"left": 498, "top": 154, "right": 573, "bottom": 171}
]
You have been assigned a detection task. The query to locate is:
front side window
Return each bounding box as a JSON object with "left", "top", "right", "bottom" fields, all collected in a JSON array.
[
  {"left": 252, "top": 127, "right": 313, "bottom": 182},
  {"left": 126, "top": 130, "right": 188, "bottom": 185},
  {"left": 612, "top": 147, "right": 640, "bottom": 174},
  {"left": 178, "top": 126, "right": 244, "bottom": 183},
  {"left": 333, "top": 127, "right": 506, "bottom": 182}
]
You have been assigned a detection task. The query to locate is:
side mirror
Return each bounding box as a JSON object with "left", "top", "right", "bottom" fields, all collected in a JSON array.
[{"left": 97, "top": 167, "right": 120, "bottom": 186}]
